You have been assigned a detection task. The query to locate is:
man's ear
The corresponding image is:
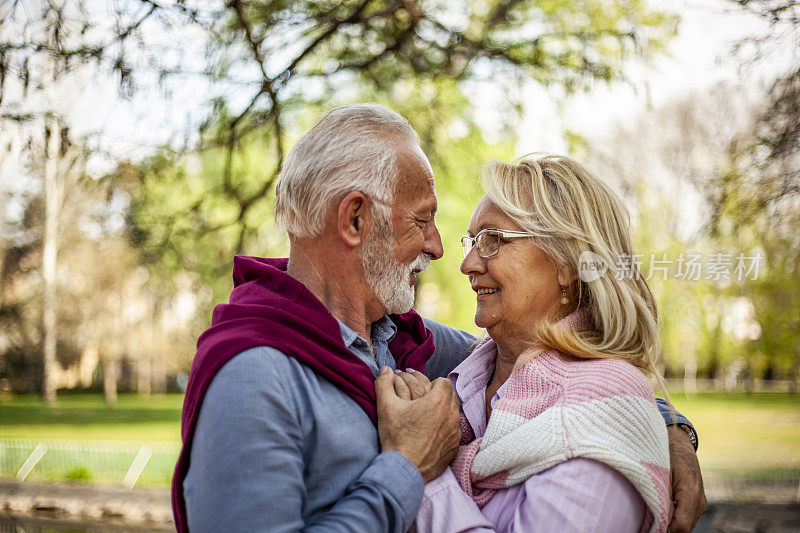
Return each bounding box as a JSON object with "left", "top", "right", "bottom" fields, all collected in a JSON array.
[{"left": 337, "top": 191, "right": 371, "bottom": 248}]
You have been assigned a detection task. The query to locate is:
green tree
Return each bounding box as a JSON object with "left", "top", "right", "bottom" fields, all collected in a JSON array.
[
  {"left": 712, "top": 0, "right": 800, "bottom": 391},
  {"left": 129, "top": 0, "right": 678, "bottom": 339},
  {"left": 2, "top": 1, "right": 681, "bottom": 380}
]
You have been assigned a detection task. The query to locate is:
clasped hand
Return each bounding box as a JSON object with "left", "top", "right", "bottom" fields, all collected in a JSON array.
[{"left": 374, "top": 367, "right": 461, "bottom": 483}]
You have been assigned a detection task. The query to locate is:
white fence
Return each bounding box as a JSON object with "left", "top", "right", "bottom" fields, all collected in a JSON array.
[
  {"left": 0, "top": 438, "right": 179, "bottom": 487},
  {"left": 1, "top": 439, "right": 798, "bottom": 503},
  {"left": 703, "top": 462, "right": 800, "bottom": 503}
]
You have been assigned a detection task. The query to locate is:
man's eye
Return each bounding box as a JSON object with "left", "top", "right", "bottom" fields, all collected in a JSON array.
[{"left": 416, "top": 218, "right": 429, "bottom": 227}]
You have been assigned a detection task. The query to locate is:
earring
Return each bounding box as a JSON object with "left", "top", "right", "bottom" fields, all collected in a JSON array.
[{"left": 560, "top": 286, "right": 569, "bottom": 305}]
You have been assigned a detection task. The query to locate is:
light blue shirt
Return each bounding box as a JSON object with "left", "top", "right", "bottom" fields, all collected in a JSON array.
[{"left": 183, "top": 317, "right": 475, "bottom": 532}]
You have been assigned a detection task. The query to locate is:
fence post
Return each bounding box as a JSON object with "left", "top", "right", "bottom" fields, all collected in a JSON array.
[
  {"left": 796, "top": 473, "right": 800, "bottom": 503},
  {"left": 123, "top": 444, "right": 152, "bottom": 488},
  {"left": 17, "top": 442, "right": 47, "bottom": 481}
]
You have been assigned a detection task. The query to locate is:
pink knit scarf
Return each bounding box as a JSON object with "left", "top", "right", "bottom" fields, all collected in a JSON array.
[{"left": 450, "top": 310, "right": 671, "bottom": 533}]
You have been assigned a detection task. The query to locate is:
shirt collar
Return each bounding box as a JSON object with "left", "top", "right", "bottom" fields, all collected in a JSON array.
[
  {"left": 448, "top": 336, "right": 497, "bottom": 402},
  {"left": 337, "top": 315, "right": 398, "bottom": 348},
  {"left": 372, "top": 315, "right": 398, "bottom": 345}
]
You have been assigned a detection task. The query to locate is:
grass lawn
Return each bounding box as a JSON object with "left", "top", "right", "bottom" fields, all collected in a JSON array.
[
  {"left": 0, "top": 391, "right": 797, "bottom": 469},
  {"left": 664, "top": 392, "right": 800, "bottom": 472},
  {"left": 0, "top": 392, "right": 183, "bottom": 442}
]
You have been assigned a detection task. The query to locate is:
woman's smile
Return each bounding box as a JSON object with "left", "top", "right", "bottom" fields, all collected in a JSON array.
[{"left": 473, "top": 285, "right": 499, "bottom": 298}]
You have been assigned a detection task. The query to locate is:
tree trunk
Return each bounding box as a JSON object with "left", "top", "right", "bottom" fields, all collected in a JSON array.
[
  {"left": 683, "top": 353, "right": 697, "bottom": 395},
  {"left": 726, "top": 358, "right": 744, "bottom": 392},
  {"left": 745, "top": 360, "right": 756, "bottom": 394},
  {"left": 0, "top": 234, "right": 5, "bottom": 307},
  {"left": 709, "top": 318, "right": 723, "bottom": 391},
  {"left": 152, "top": 359, "right": 167, "bottom": 394},
  {"left": 103, "top": 358, "right": 119, "bottom": 407},
  {"left": 42, "top": 119, "right": 60, "bottom": 406},
  {"left": 79, "top": 338, "right": 99, "bottom": 389},
  {"left": 791, "top": 339, "right": 799, "bottom": 395},
  {"left": 681, "top": 321, "right": 697, "bottom": 395},
  {"left": 137, "top": 356, "right": 151, "bottom": 396}
]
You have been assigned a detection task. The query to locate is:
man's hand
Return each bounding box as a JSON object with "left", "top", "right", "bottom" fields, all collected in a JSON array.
[
  {"left": 392, "top": 369, "right": 432, "bottom": 400},
  {"left": 667, "top": 425, "right": 707, "bottom": 532},
  {"left": 375, "top": 366, "right": 461, "bottom": 483}
]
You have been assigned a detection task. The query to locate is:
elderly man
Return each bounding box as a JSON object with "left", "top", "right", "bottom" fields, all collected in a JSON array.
[{"left": 172, "top": 104, "right": 705, "bottom": 532}]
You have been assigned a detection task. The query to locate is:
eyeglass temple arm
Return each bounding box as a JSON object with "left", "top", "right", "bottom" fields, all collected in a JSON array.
[{"left": 497, "top": 230, "right": 535, "bottom": 238}]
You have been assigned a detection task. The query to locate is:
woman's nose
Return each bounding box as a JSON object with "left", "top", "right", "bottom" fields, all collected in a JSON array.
[{"left": 460, "top": 244, "right": 485, "bottom": 276}]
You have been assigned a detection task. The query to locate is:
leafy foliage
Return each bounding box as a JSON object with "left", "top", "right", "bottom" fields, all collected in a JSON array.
[
  {"left": 126, "top": 0, "right": 677, "bottom": 330},
  {"left": 2, "top": 0, "right": 681, "bottom": 390}
]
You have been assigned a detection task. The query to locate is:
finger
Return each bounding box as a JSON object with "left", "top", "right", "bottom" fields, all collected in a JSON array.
[
  {"left": 428, "top": 377, "right": 460, "bottom": 409},
  {"left": 404, "top": 370, "right": 432, "bottom": 393},
  {"left": 698, "top": 493, "right": 708, "bottom": 521},
  {"left": 683, "top": 490, "right": 706, "bottom": 532},
  {"left": 397, "top": 372, "right": 427, "bottom": 399},
  {"left": 393, "top": 371, "right": 412, "bottom": 400},
  {"left": 404, "top": 368, "right": 432, "bottom": 390},
  {"left": 450, "top": 390, "right": 462, "bottom": 410},
  {"left": 430, "top": 377, "right": 454, "bottom": 391},
  {"left": 668, "top": 488, "right": 693, "bottom": 533},
  {"left": 374, "top": 367, "right": 399, "bottom": 406},
  {"left": 694, "top": 498, "right": 708, "bottom": 529}
]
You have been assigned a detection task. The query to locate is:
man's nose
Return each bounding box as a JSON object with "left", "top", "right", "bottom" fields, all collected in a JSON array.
[{"left": 424, "top": 222, "right": 444, "bottom": 260}]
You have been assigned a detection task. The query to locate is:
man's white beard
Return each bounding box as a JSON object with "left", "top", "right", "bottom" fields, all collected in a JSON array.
[{"left": 360, "top": 228, "right": 430, "bottom": 315}]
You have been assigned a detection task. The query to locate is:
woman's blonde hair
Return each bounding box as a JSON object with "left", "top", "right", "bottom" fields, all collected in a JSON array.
[{"left": 481, "top": 154, "right": 671, "bottom": 407}]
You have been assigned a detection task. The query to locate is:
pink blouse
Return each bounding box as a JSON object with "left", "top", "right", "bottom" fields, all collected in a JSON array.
[{"left": 413, "top": 344, "right": 647, "bottom": 533}]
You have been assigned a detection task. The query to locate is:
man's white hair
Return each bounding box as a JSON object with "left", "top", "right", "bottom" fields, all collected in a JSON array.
[{"left": 275, "top": 103, "right": 420, "bottom": 238}]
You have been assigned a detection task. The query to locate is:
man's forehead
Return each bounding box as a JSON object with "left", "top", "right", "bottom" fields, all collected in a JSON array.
[
  {"left": 399, "top": 141, "right": 432, "bottom": 170},
  {"left": 395, "top": 141, "right": 436, "bottom": 191},
  {"left": 396, "top": 170, "right": 436, "bottom": 202}
]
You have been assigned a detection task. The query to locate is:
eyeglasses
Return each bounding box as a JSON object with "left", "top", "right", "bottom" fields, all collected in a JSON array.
[{"left": 460, "top": 228, "right": 536, "bottom": 258}]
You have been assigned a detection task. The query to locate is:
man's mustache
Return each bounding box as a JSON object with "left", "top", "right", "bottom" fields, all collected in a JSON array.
[{"left": 412, "top": 254, "right": 431, "bottom": 273}]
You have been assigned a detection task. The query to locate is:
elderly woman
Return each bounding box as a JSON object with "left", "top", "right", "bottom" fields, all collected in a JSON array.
[{"left": 404, "top": 155, "right": 674, "bottom": 533}]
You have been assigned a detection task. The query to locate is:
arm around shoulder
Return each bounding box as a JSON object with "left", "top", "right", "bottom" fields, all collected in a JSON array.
[{"left": 421, "top": 318, "right": 478, "bottom": 380}]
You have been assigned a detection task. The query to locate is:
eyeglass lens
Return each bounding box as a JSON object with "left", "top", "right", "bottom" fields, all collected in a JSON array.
[
  {"left": 462, "top": 231, "right": 501, "bottom": 258},
  {"left": 461, "top": 236, "right": 473, "bottom": 258},
  {"left": 477, "top": 232, "right": 500, "bottom": 256}
]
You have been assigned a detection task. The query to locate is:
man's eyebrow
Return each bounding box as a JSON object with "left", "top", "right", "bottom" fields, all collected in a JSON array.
[{"left": 419, "top": 203, "right": 437, "bottom": 217}]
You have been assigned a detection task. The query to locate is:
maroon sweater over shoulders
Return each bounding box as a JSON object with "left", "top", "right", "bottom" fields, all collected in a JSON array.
[{"left": 171, "top": 256, "right": 435, "bottom": 532}]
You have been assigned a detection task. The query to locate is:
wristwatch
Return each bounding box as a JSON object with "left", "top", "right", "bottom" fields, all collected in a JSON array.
[{"left": 677, "top": 423, "right": 698, "bottom": 450}]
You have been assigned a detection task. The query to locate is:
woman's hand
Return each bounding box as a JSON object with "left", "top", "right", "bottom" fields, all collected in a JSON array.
[{"left": 392, "top": 368, "right": 432, "bottom": 400}]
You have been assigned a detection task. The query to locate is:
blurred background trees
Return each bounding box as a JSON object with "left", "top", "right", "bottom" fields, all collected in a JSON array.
[{"left": 0, "top": 0, "right": 797, "bottom": 401}]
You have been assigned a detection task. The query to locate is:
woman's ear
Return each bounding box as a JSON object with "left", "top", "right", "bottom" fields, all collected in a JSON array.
[
  {"left": 557, "top": 265, "right": 579, "bottom": 287},
  {"left": 337, "top": 191, "right": 371, "bottom": 248}
]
